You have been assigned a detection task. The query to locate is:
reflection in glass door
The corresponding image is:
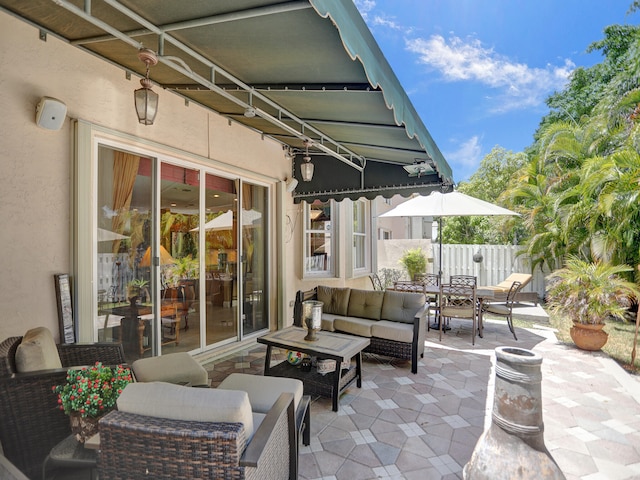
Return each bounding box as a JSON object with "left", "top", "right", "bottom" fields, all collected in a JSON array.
[
  {"left": 204, "top": 174, "right": 238, "bottom": 345},
  {"left": 96, "top": 146, "right": 156, "bottom": 362},
  {"left": 241, "top": 183, "right": 268, "bottom": 335},
  {"left": 97, "top": 146, "right": 269, "bottom": 358},
  {"left": 159, "top": 162, "right": 201, "bottom": 353}
]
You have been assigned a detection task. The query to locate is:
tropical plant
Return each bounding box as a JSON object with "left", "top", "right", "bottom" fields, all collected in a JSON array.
[
  {"left": 399, "top": 248, "right": 427, "bottom": 281},
  {"left": 165, "top": 255, "right": 199, "bottom": 287},
  {"left": 126, "top": 278, "right": 149, "bottom": 299},
  {"left": 546, "top": 256, "right": 640, "bottom": 325},
  {"left": 127, "top": 278, "right": 149, "bottom": 288}
]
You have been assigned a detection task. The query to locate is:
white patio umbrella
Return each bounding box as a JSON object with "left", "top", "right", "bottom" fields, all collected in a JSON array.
[
  {"left": 97, "top": 228, "right": 129, "bottom": 242},
  {"left": 191, "top": 209, "right": 262, "bottom": 232},
  {"left": 379, "top": 190, "right": 518, "bottom": 277}
]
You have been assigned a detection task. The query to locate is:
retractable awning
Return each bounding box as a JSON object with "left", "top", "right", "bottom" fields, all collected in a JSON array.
[{"left": 0, "top": 0, "right": 453, "bottom": 202}]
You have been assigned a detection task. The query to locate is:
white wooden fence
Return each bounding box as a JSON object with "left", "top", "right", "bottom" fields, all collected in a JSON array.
[{"left": 435, "top": 244, "right": 546, "bottom": 299}]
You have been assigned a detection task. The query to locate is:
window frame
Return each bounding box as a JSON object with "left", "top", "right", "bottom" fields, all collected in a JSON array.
[
  {"left": 302, "top": 199, "right": 336, "bottom": 278},
  {"left": 351, "top": 199, "right": 370, "bottom": 275}
]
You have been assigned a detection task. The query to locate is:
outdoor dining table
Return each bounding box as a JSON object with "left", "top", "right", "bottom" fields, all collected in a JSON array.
[{"left": 423, "top": 284, "right": 495, "bottom": 337}]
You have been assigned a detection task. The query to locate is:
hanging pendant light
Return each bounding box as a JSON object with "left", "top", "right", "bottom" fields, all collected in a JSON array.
[
  {"left": 300, "top": 141, "right": 314, "bottom": 182},
  {"left": 134, "top": 48, "right": 159, "bottom": 125}
]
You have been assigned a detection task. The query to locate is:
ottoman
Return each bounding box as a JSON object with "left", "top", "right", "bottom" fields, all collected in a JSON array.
[{"left": 218, "top": 373, "right": 311, "bottom": 446}]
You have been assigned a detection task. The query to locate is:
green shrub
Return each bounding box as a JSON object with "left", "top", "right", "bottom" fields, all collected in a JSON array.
[{"left": 399, "top": 248, "right": 427, "bottom": 281}]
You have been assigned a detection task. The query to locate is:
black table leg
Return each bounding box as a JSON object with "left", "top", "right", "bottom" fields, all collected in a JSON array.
[
  {"left": 355, "top": 352, "right": 363, "bottom": 388},
  {"left": 263, "top": 345, "right": 272, "bottom": 375},
  {"left": 332, "top": 364, "right": 341, "bottom": 411}
]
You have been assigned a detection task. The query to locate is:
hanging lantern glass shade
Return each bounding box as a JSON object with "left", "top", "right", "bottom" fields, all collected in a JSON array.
[
  {"left": 134, "top": 78, "right": 159, "bottom": 125},
  {"left": 300, "top": 155, "right": 314, "bottom": 181}
]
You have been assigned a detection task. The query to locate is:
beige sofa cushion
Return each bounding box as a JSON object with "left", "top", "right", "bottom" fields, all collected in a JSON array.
[
  {"left": 347, "top": 289, "right": 384, "bottom": 320},
  {"left": 15, "top": 327, "right": 62, "bottom": 373},
  {"left": 117, "top": 382, "right": 255, "bottom": 438},
  {"left": 317, "top": 286, "right": 351, "bottom": 315},
  {"left": 320, "top": 314, "right": 339, "bottom": 332},
  {"left": 333, "top": 317, "right": 376, "bottom": 337},
  {"left": 381, "top": 290, "right": 426, "bottom": 323},
  {"left": 371, "top": 321, "right": 414, "bottom": 343}
]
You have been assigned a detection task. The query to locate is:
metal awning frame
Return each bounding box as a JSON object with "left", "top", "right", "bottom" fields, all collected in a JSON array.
[{"left": 51, "top": 0, "right": 366, "bottom": 172}]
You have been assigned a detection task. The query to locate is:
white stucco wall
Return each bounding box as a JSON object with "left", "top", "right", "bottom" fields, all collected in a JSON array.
[{"left": 0, "top": 12, "right": 295, "bottom": 341}]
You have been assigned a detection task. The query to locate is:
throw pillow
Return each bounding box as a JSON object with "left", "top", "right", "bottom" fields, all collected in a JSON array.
[{"left": 15, "top": 327, "right": 62, "bottom": 372}]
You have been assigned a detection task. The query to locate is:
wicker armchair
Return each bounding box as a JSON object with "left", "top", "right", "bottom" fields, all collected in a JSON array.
[
  {"left": 0, "top": 335, "right": 125, "bottom": 480},
  {"left": 98, "top": 388, "right": 297, "bottom": 480}
]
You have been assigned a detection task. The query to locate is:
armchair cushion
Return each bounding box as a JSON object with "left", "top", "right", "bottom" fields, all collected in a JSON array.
[
  {"left": 15, "top": 327, "right": 62, "bottom": 373},
  {"left": 117, "top": 382, "right": 255, "bottom": 438},
  {"left": 131, "top": 352, "right": 209, "bottom": 386},
  {"left": 217, "top": 373, "right": 303, "bottom": 413}
]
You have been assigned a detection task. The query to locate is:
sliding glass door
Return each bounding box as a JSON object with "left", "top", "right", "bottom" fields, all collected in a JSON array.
[
  {"left": 96, "top": 146, "right": 157, "bottom": 359},
  {"left": 204, "top": 173, "right": 239, "bottom": 345},
  {"left": 94, "top": 143, "right": 270, "bottom": 361},
  {"left": 241, "top": 182, "right": 268, "bottom": 335}
]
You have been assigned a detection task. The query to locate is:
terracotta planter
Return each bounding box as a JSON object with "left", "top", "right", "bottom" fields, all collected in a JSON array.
[{"left": 570, "top": 322, "right": 608, "bottom": 351}]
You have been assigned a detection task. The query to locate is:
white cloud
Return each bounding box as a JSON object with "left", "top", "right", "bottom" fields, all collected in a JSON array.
[
  {"left": 372, "top": 15, "right": 402, "bottom": 31},
  {"left": 406, "top": 35, "right": 574, "bottom": 113},
  {"left": 353, "top": 0, "right": 376, "bottom": 21},
  {"left": 444, "top": 136, "right": 483, "bottom": 179}
]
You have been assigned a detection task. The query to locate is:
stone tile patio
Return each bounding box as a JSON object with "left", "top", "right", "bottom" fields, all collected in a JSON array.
[{"left": 205, "top": 317, "right": 640, "bottom": 480}]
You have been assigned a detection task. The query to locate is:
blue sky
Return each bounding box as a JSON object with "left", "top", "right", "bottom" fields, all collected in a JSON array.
[{"left": 354, "top": 0, "right": 639, "bottom": 182}]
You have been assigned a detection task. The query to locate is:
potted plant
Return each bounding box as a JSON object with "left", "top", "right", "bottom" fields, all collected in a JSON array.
[
  {"left": 399, "top": 247, "right": 428, "bottom": 281},
  {"left": 126, "top": 278, "right": 149, "bottom": 301},
  {"left": 546, "top": 256, "right": 640, "bottom": 351},
  {"left": 53, "top": 362, "right": 133, "bottom": 442}
]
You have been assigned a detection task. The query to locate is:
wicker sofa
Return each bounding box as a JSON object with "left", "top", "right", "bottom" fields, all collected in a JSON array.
[
  {"left": 0, "top": 329, "right": 125, "bottom": 480},
  {"left": 294, "top": 286, "right": 428, "bottom": 373}
]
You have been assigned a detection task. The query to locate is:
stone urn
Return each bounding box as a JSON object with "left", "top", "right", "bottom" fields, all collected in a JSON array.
[{"left": 464, "top": 346, "right": 565, "bottom": 479}]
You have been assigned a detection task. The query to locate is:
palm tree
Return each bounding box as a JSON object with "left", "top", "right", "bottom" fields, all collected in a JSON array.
[{"left": 501, "top": 156, "right": 566, "bottom": 272}]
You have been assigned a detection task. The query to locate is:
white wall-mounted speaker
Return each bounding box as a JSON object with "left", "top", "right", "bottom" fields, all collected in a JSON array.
[
  {"left": 35, "top": 96, "right": 67, "bottom": 130},
  {"left": 285, "top": 177, "right": 298, "bottom": 192}
]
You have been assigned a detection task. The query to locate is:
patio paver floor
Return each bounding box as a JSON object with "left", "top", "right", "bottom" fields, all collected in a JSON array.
[{"left": 205, "top": 317, "right": 640, "bottom": 480}]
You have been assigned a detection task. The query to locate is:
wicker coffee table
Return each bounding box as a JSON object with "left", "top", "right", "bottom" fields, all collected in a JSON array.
[{"left": 258, "top": 326, "right": 370, "bottom": 411}]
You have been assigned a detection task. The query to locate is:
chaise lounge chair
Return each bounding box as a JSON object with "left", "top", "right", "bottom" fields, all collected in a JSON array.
[{"left": 484, "top": 273, "right": 534, "bottom": 304}]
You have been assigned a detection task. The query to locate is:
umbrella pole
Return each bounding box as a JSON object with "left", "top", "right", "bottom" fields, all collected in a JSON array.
[
  {"left": 431, "top": 216, "right": 448, "bottom": 331},
  {"left": 438, "top": 217, "right": 443, "bottom": 278}
]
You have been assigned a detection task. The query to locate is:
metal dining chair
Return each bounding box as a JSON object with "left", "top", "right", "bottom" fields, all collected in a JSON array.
[
  {"left": 482, "top": 280, "right": 522, "bottom": 340},
  {"left": 450, "top": 274, "right": 477, "bottom": 287},
  {"left": 437, "top": 275, "right": 477, "bottom": 332},
  {"left": 419, "top": 274, "right": 442, "bottom": 331},
  {"left": 438, "top": 282, "right": 479, "bottom": 345},
  {"left": 392, "top": 280, "right": 426, "bottom": 293}
]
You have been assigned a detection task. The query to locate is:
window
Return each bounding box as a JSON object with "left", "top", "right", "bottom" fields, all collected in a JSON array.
[
  {"left": 304, "top": 200, "right": 334, "bottom": 276},
  {"left": 352, "top": 199, "right": 369, "bottom": 272},
  {"left": 378, "top": 228, "right": 392, "bottom": 240}
]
